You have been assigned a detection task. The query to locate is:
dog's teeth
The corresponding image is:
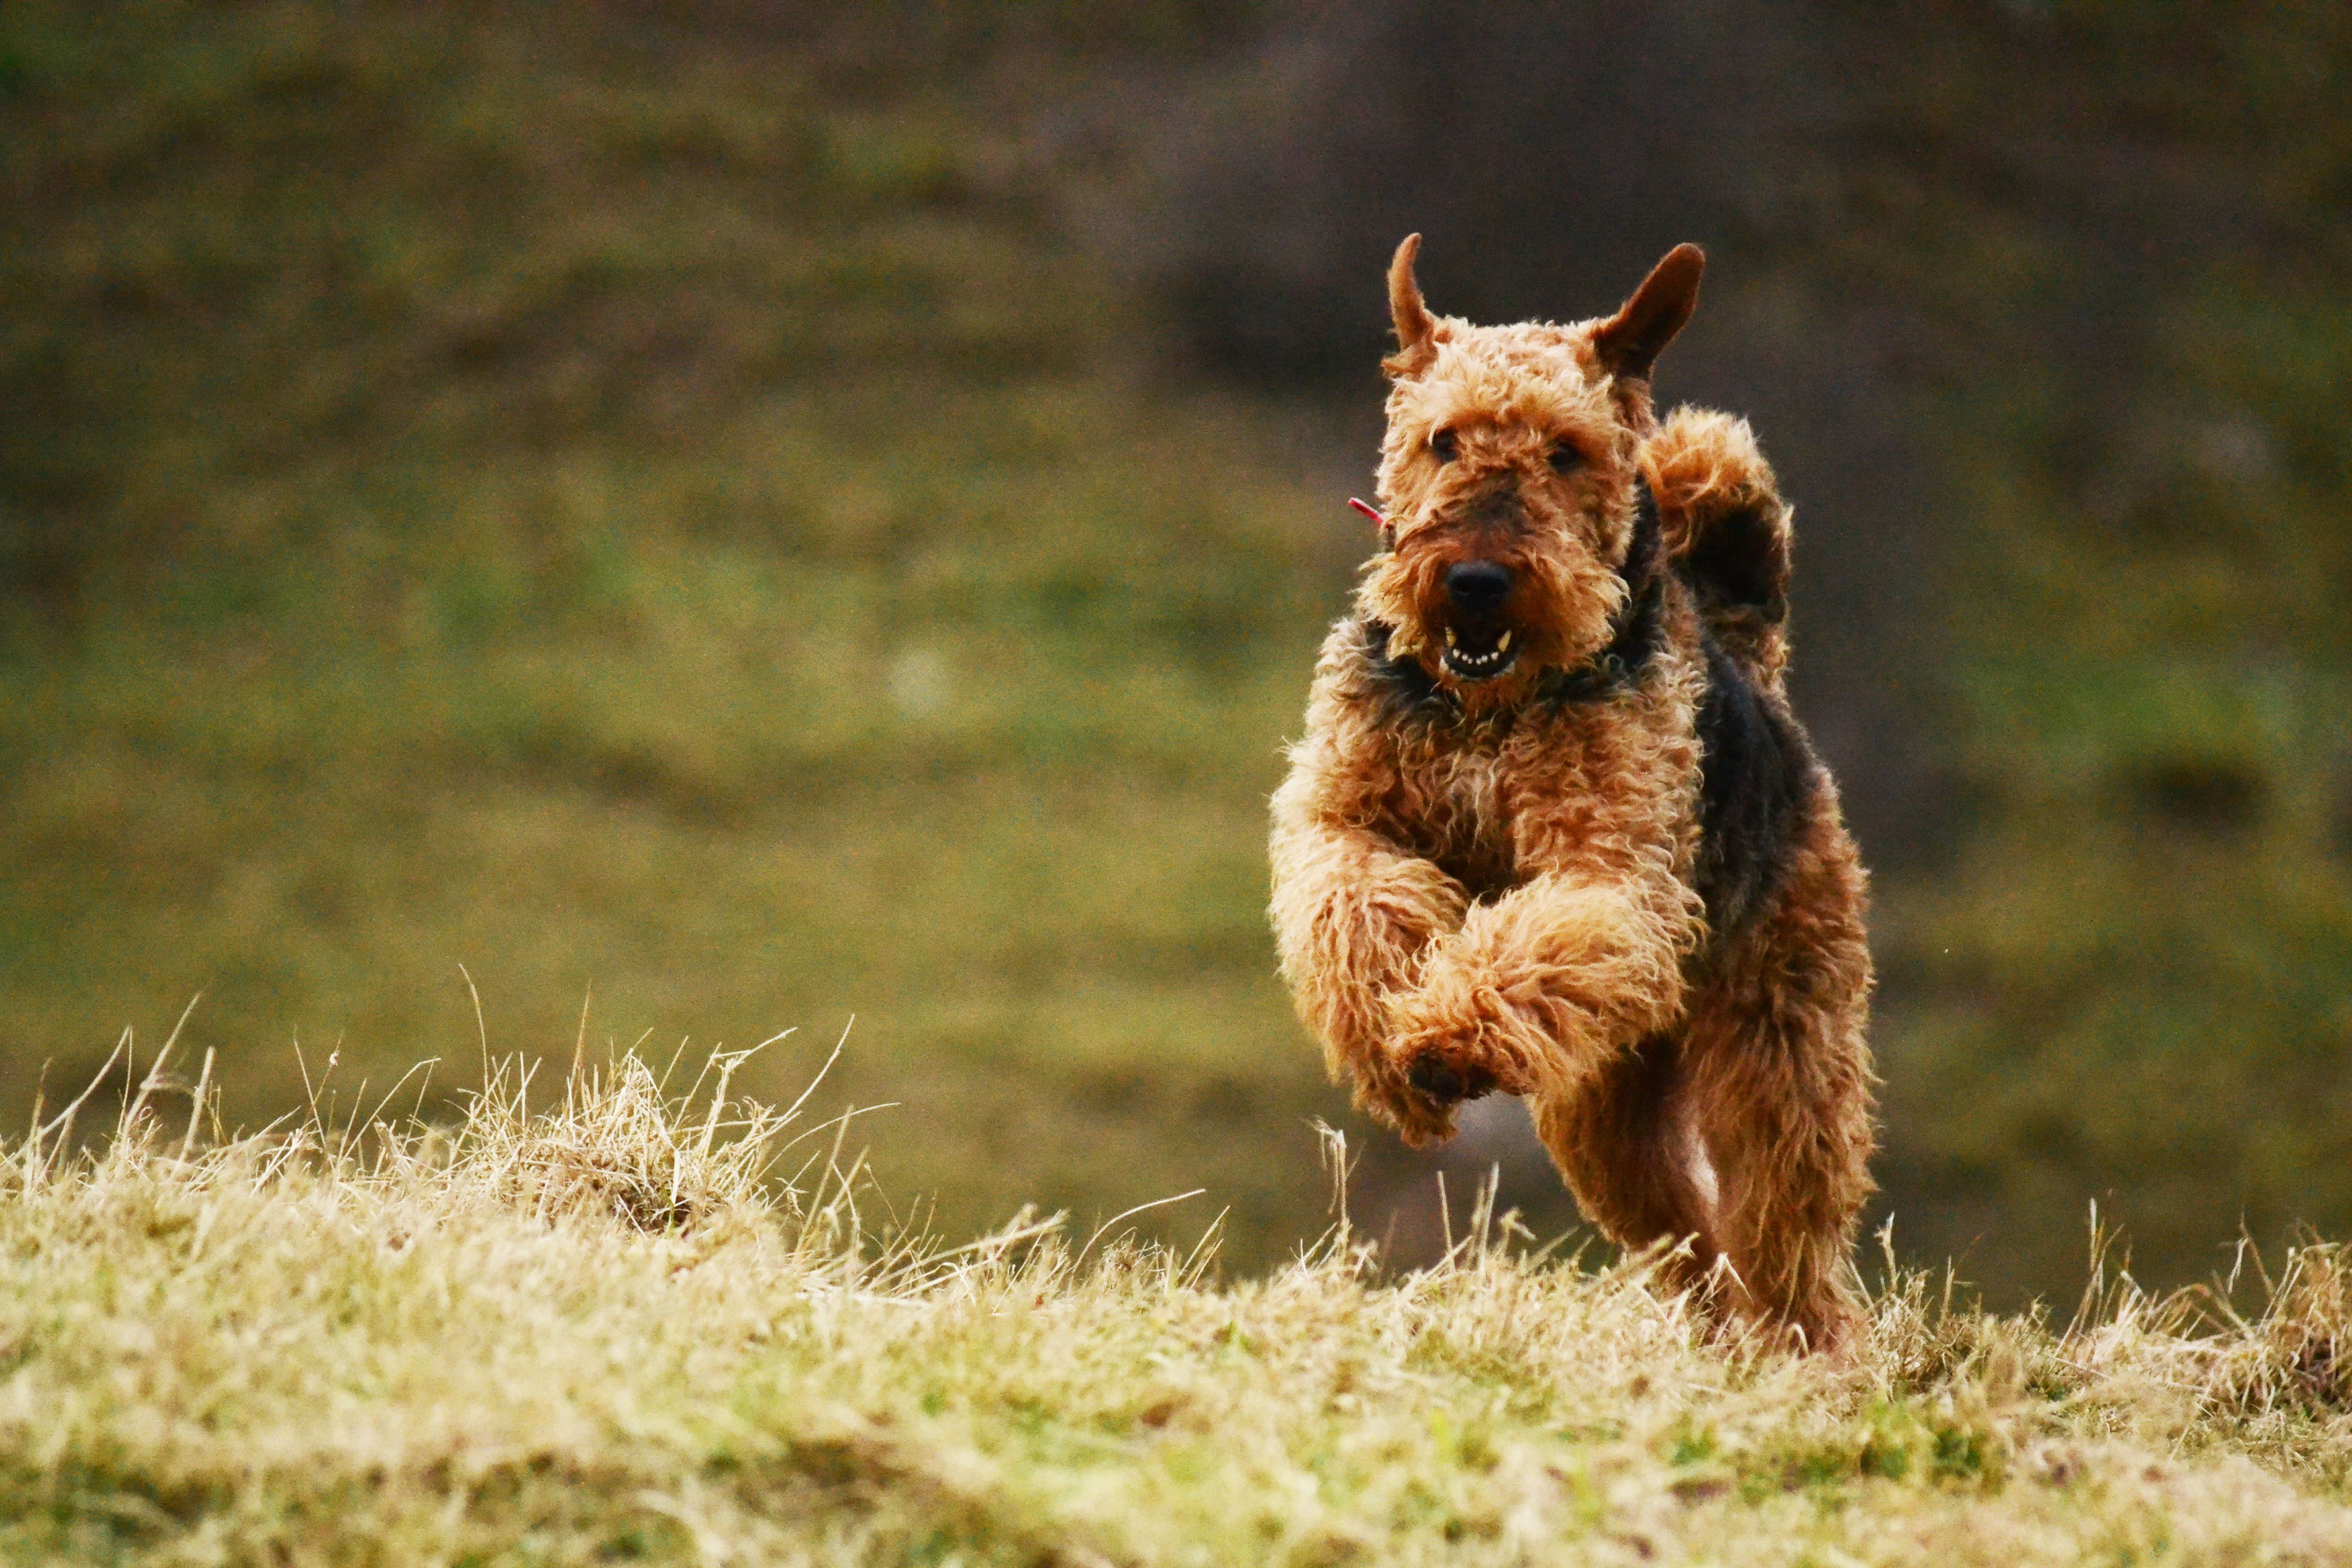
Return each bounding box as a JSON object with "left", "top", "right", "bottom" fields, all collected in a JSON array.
[
  {"left": 1497, "top": 631, "right": 1511, "bottom": 653},
  {"left": 1444, "top": 627, "right": 1457, "bottom": 649}
]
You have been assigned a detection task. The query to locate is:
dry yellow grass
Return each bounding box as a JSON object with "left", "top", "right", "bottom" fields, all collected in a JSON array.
[{"left": 3, "top": 1032, "right": 2349, "bottom": 1566}]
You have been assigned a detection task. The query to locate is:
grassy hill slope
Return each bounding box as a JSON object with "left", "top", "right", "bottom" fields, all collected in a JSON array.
[
  {"left": 0, "top": 2, "right": 1376, "bottom": 1263},
  {"left": 11, "top": 1, "right": 2352, "bottom": 1305},
  {"left": 3, "top": 1052, "right": 2348, "bottom": 1566}
]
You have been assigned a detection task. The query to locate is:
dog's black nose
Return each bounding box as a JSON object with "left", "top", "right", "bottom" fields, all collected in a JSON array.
[{"left": 1444, "top": 561, "right": 1513, "bottom": 612}]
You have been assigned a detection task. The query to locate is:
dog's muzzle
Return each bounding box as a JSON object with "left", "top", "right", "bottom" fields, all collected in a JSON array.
[{"left": 1440, "top": 560, "right": 1517, "bottom": 680}]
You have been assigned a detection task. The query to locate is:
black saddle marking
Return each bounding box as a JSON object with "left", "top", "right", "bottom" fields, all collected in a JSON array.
[{"left": 1692, "top": 630, "right": 1817, "bottom": 934}]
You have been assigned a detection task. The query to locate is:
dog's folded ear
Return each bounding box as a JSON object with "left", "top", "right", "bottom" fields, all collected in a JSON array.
[
  {"left": 1384, "top": 233, "right": 1440, "bottom": 378},
  {"left": 1593, "top": 243, "right": 1705, "bottom": 383}
]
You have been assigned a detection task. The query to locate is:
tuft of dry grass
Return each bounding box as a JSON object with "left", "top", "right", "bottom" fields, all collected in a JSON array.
[{"left": 3, "top": 1042, "right": 2349, "bottom": 1566}]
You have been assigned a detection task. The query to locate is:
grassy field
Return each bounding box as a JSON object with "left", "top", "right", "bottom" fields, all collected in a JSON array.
[
  {"left": 10, "top": 2, "right": 2352, "bottom": 1307},
  {"left": 0, "top": 1, "right": 1403, "bottom": 1267},
  {"left": 3, "top": 1047, "right": 2348, "bottom": 1566},
  {"left": 0, "top": 372, "right": 1364, "bottom": 1261}
]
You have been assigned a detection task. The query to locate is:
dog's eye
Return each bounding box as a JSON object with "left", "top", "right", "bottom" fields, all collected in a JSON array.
[
  {"left": 1430, "top": 428, "right": 1458, "bottom": 463},
  {"left": 1549, "top": 442, "right": 1584, "bottom": 475}
]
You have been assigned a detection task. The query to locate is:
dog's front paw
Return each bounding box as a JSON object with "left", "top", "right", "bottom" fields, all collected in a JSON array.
[
  {"left": 1361, "top": 1076, "right": 1462, "bottom": 1149},
  {"left": 1381, "top": 983, "right": 1532, "bottom": 1134},
  {"left": 1402, "top": 1050, "right": 1499, "bottom": 1108},
  {"left": 1363, "top": 1043, "right": 1488, "bottom": 1150}
]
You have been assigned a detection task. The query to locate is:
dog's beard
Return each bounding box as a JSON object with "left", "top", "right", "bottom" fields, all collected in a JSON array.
[{"left": 1365, "top": 548, "right": 1622, "bottom": 695}]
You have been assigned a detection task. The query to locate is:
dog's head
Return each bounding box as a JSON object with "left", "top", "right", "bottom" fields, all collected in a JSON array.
[{"left": 1356, "top": 236, "right": 1704, "bottom": 708}]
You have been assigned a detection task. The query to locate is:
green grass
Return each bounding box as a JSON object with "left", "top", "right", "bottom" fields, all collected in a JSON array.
[
  {"left": 0, "top": 1, "right": 1383, "bottom": 1266},
  {"left": 0, "top": 380, "right": 1361, "bottom": 1261},
  {"left": 3, "top": 1048, "right": 2348, "bottom": 1565},
  {"left": 11, "top": 1, "right": 2352, "bottom": 1306}
]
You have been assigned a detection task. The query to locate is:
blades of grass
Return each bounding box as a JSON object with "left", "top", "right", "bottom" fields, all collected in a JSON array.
[
  {"left": 1075, "top": 1189, "right": 1207, "bottom": 1275},
  {"left": 458, "top": 964, "right": 492, "bottom": 1097},
  {"left": 180, "top": 1047, "right": 216, "bottom": 1162}
]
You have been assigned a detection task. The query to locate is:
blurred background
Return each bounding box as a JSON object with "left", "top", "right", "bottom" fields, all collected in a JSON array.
[{"left": 5, "top": 1, "right": 2348, "bottom": 1307}]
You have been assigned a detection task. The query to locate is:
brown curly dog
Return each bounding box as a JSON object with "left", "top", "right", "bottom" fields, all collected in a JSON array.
[{"left": 1269, "top": 236, "right": 1877, "bottom": 1350}]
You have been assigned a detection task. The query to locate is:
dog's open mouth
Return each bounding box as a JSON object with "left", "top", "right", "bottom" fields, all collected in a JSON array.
[{"left": 1441, "top": 625, "right": 1517, "bottom": 681}]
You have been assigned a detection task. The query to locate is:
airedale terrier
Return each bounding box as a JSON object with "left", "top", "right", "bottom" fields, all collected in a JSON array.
[{"left": 1269, "top": 236, "right": 1876, "bottom": 1349}]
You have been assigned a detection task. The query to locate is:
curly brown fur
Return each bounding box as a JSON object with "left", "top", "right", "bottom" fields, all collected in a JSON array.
[{"left": 1269, "top": 238, "right": 1877, "bottom": 1352}]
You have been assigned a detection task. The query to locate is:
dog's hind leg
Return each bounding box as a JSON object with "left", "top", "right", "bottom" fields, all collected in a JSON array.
[
  {"left": 1678, "top": 812, "right": 1877, "bottom": 1353},
  {"left": 1531, "top": 1032, "right": 1723, "bottom": 1304}
]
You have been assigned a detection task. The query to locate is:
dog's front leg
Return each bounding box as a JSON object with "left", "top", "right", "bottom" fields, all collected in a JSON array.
[
  {"left": 1384, "top": 868, "right": 1698, "bottom": 1107},
  {"left": 1269, "top": 809, "right": 1472, "bottom": 1144}
]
